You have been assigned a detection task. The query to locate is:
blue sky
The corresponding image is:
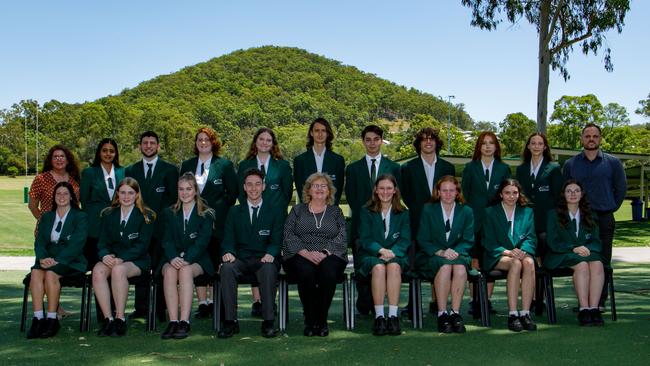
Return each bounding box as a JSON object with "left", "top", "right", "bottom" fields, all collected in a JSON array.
[{"left": 1, "top": 0, "right": 648, "bottom": 125}]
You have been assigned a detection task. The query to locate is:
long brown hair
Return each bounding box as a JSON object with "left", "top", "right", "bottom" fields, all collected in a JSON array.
[
  {"left": 491, "top": 178, "right": 529, "bottom": 206},
  {"left": 521, "top": 132, "right": 553, "bottom": 163},
  {"left": 431, "top": 175, "right": 465, "bottom": 204},
  {"left": 193, "top": 126, "right": 222, "bottom": 156},
  {"left": 244, "top": 127, "right": 283, "bottom": 160},
  {"left": 306, "top": 118, "right": 334, "bottom": 150},
  {"left": 366, "top": 174, "right": 404, "bottom": 214},
  {"left": 471, "top": 131, "right": 502, "bottom": 161},
  {"left": 102, "top": 177, "right": 156, "bottom": 224},
  {"left": 556, "top": 180, "right": 596, "bottom": 229},
  {"left": 170, "top": 172, "right": 215, "bottom": 219},
  {"left": 42, "top": 144, "right": 81, "bottom": 183}
]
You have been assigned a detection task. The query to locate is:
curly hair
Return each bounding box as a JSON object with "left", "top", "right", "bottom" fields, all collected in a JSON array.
[
  {"left": 42, "top": 144, "right": 81, "bottom": 183},
  {"left": 413, "top": 127, "right": 444, "bottom": 156},
  {"left": 193, "top": 126, "right": 222, "bottom": 156}
]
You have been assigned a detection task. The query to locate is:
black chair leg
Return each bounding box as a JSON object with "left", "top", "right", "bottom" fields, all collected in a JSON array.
[
  {"left": 544, "top": 274, "right": 557, "bottom": 324},
  {"left": 412, "top": 279, "right": 422, "bottom": 329},
  {"left": 343, "top": 274, "right": 351, "bottom": 330},
  {"left": 80, "top": 278, "right": 87, "bottom": 332},
  {"left": 534, "top": 274, "right": 545, "bottom": 316},
  {"left": 478, "top": 274, "right": 490, "bottom": 327},
  {"left": 607, "top": 269, "right": 617, "bottom": 321},
  {"left": 214, "top": 279, "right": 222, "bottom": 332},
  {"left": 85, "top": 280, "right": 93, "bottom": 332},
  {"left": 20, "top": 280, "right": 29, "bottom": 332}
]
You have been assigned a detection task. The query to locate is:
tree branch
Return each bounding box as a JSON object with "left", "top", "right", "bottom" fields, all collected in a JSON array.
[
  {"left": 543, "top": 0, "right": 564, "bottom": 46},
  {"left": 549, "top": 27, "right": 593, "bottom": 54}
]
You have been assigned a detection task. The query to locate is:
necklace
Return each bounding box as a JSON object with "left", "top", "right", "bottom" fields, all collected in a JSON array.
[{"left": 309, "top": 203, "right": 327, "bottom": 229}]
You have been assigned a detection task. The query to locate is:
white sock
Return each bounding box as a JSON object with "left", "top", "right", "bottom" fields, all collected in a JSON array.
[
  {"left": 374, "top": 305, "right": 385, "bottom": 318},
  {"left": 206, "top": 299, "right": 213, "bottom": 305},
  {"left": 199, "top": 300, "right": 208, "bottom": 306},
  {"left": 388, "top": 305, "right": 398, "bottom": 317},
  {"left": 579, "top": 307, "right": 589, "bottom": 311},
  {"left": 438, "top": 310, "right": 447, "bottom": 317},
  {"left": 509, "top": 310, "right": 519, "bottom": 316},
  {"left": 47, "top": 312, "right": 57, "bottom": 319},
  {"left": 449, "top": 310, "right": 458, "bottom": 315},
  {"left": 520, "top": 310, "right": 530, "bottom": 316},
  {"left": 34, "top": 310, "right": 44, "bottom": 319},
  {"left": 181, "top": 320, "right": 190, "bottom": 324}
]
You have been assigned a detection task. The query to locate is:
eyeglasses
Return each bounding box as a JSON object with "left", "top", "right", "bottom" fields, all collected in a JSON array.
[
  {"left": 311, "top": 184, "right": 328, "bottom": 189},
  {"left": 565, "top": 189, "right": 582, "bottom": 195},
  {"left": 52, "top": 155, "right": 67, "bottom": 160}
]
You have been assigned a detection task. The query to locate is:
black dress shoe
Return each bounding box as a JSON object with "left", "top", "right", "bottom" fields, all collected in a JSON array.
[
  {"left": 303, "top": 325, "right": 315, "bottom": 337},
  {"left": 387, "top": 316, "right": 401, "bottom": 336},
  {"left": 450, "top": 313, "right": 466, "bottom": 333},
  {"left": 173, "top": 321, "right": 190, "bottom": 339},
  {"left": 507, "top": 315, "right": 523, "bottom": 332},
  {"left": 373, "top": 316, "right": 388, "bottom": 336},
  {"left": 590, "top": 309, "right": 604, "bottom": 326},
  {"left": 578, "top": 309, "right": 593, "bottom": 326},
  {"left": 251, "top": 301, "right": 263, "bottom": 317},
  {"left": 161, "top": 321, "right": 177, "bottom": 339},
  {"left": 218, "top": 320, "right": 240, "bottom": 339},
  {"left": 26, "top": 317, "right": 45, "bottom": 339},
  {"left": 195, "top": 303, "right": 212, "bottom": 319},
  {"left": 127, "top": 310, "right": 147, "bottom": 320},
  {"left": 111, "top": 318, "right": 127, "bottom": 337},
  {"left": 437, "top": 313, "right": 453, "bottom": 333},
  {"left": 97, "top": 318, "right": 114, "bottom": 337},
  {"left": 519, "top": 314, "right": 537, "bottom": 331},
  {"left": 316, "top": 324, "right": 329, "bottom": 337},
  {"left": 40, "top": 318, "right": 60, "bottom": 338},
  {"left": 261, "top": 320, "right": 277, "bottom": 338}
]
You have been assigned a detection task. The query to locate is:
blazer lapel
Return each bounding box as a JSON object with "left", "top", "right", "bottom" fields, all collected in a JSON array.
[
  {"left": 414, "top": 159, "right": 430, "bottom": 194},
  {"left": 447, "top": 204, "right": 462, "bottom": 244},
  {"left": 496, "top": 206, "right": 514, "bottom": 247}
]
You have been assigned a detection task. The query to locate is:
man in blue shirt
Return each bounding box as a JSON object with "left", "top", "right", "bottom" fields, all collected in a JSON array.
[{"left": 562, "top": 123, "right": 627, "bottom": 307}]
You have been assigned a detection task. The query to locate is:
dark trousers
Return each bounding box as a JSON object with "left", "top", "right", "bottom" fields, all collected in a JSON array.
[
  {"left": 134, "top": 236, "right": 165, "bottom": 319},
  {"left": 284, "top": 255, "right": 346, "bottom": 327},
  {"left": 220, "top": 257, "right": 278, "bottom": 321},
  {"left": 596, "top": 211, "right": 615, "bottom": 305}
]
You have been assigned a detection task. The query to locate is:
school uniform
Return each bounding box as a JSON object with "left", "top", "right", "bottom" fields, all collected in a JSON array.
[
  {"left": 97, "top": 208, "right": 153, "bottom": 272},
  {"left": 32, "top": 209, "right": 88, "bottom": 275},
  {"left": 237, "top": 157, "right": 293, "bottom": 214},
  {"left": 293, "top": 148, "right": 345, "bottom": 205},
  {"left": 401, "top": 156, "right": 455, "bottom": 238},
  {"left": 415, "top": 202, "right": 474, "bottom": 278},
  {"left": 516, "top": 160, "right": 563, "bottom": 239},
  {"left": 219, "top": 203, "right": 283, "bottom": 321},
  {"left": 461, "top": 159, "right": 511, "bottom": 235},
  {"left": 160, "top": 206, "right": 215, "bottom": 276},
  {"left": 544, "top": 210, "right": 602, "bottom": 269},
  {"left": 357, "top": 207, "right": 411, "bottom": 277},
  {"left": 481, "top": 204, "right": 537, "bottom": 271}
]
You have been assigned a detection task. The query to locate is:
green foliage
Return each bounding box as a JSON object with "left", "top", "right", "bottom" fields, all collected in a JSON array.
[
  {"left": 6, "top": 166, "right": 18, "bottom": 177},
  {"left": 499, "top": 112, "right": 536, "bottom": 156},
  {"left": 636, "top": 93, "right": 650, "bottom": 121},
  {"left": 549, "top": 94, "right": 604, "bottom": 149}
]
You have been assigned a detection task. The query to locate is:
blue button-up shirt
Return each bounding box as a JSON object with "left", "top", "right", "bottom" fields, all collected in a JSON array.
[{"left": 563, "top": 150, "right": 627, "bottom": 212}]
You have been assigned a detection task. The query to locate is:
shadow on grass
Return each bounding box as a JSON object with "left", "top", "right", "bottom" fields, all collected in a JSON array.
[{"left": 613, "top": 220, "right": 650, "bottom": 247}]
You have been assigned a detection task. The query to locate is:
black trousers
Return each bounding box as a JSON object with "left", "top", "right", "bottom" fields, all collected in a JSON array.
[
  {"left": 220, "top": 257, "right": 278, "bottom": 321},
  {"left": 284, "top": 255, "right": 346, "bottom": 327},
  {"left": 134, "top": 236, "right": 165, "bottom": 319},
  {"left": 596, "top": 211, "right": 615, "bottom": 305}
]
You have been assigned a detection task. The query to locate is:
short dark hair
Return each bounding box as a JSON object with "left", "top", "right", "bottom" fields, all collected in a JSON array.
[
  {"left": 413, "top": 127, "right": 443, "bottom": 156},
  {"left": 306, "top": 117, "right": 334, "bottom": 150},
  {"left": 361, "top": 125, "right": 383, "bottom": 139},
  {"left": 243, "top": 167, "right": 265, "bottom": 182},
  {"left": 581, "top": 123, "right": 602, "bottom": 135},
  {"left": 92, "top": 138, "right": 120, "bottom": 168},
  {"left": 140, "top": 131, "right": 159, "bottom": 143}
]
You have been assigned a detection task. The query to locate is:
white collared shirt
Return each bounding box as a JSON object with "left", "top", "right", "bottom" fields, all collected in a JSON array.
[
  {"left": 256, "top": 156, "right": 270, "bottom": 179},
  {"left": 50, "top": 209, "right": 70, "bottom": 243},
  {"left": 183, "top": 203, "right": 195, "bottom": 232},
  {"left": 530, "top": 157, "right": 544, "bottom": 179},
  {"left": 120, "top": 206, "right": 134, "bottom": 226},
  {"left": 569, "top": 209, "right": 581, "bottom": 236},
  {"left": 101, "top": 164, "right": 116, "bottom": 199},
  {"left": 481, "top": 159, "right": 495, "bottom": 188},
  {"left": 501, "top": 203, "right": 515, "bottom": 238},
  {"left": 365, "top": 154, "right": 382, "bottom": 178},
  {"left": 441, "top": 203, "right": 455, "bottom": 240},
  {"left": 313, "top": 147, "right": 325, "bottom": 173},
  {"left": 381, "top": 207, "right": 391, "bottom": 239},
  {"left": 142, "top": 155, "right": 159, "bottom": 177},
  {"left": 247, "top": 199, "right": 263, "bottom": 223},
  {"left": 421, "top": 155, "right": 437, "bottom": 194},
  {"left": 195, "top": 156, "right": 212, "bottom": 193}
]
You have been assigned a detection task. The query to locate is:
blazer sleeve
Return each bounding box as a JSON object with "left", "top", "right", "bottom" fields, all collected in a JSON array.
[
  {"left": 416, "top": 206, "right": 439, "bottom": 257},
  {"left": 518, "top": 210, "right": 537, "bottom": 256},
  {"left": 400, "top": 163, "right": 414, "bottom": 209},
  {"left": 223, "top": 160, "right": 239, "bottom": 207},
  {"left": 55, "top": 211, "right": 88, "bottom": 266},
  {"left": 161, "top": 209, "right": 177, "bottom": 261},
  {"left": 119, "top": 214, "right": 154, "bottom": 261},
  {"left": 461, "top": 166, "right": 471, "bottom": 201},
  {"left": 79, "top": 168, "right": 92, "bottom": 209},
  {"left": 545, "top": 210, "right": 573, "bottom": 253},
  {"left": 220, "top": 207, "right": 238, "bottom": 257},
  {"left": 266, "top": 209, "right": 283, "bottom": 258},
  {"left": 185, "top": 213, "right": 214, "bottom": 263},
  {"left": 344, "top": 165, "right": 354, "bottom": 208},
  {"left": 482, "top": 212, "right": 508, "bottom": 258},
  {"left": 391, "top": 211, "right": 411, "bottom": 258},
  {"left": 549, "top": 164, "right": 564, "bottom": 205},
  {"left": 34, "top": 217, "right": 51, "bottom": 260},
  {"left": 281, "top": 161, "right": 294, "bottom": 205},
  {"left": 453, "top": 207, "right": 475, "bottom": 256},
  {"left": 359, "top": 208, "right": 382, "bottom": 255},
  {"left": 97, "top": 213, "right": 112, "bottom": 258},
  {"left": 165, "top": 164, "right": 179, "bottom": 205}
]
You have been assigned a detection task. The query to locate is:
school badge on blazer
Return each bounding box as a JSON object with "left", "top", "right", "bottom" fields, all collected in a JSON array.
[
  {"left": 493, "top": 183, "right": 500, "bottom": 190},
  {"left": 155, "top": 186, "right": 166, "bottom": 193},
  {"left": 585, "top": 233, "right": 592, "bottom": 240},
  {"left": 128, "top": 233, "right": 139, "bottom": 240},
  {"left": 189, "top": 232, "right": 198, "bottom": 239},
  {"left": 392, "top": 232, "right": 400, "bottom": 239},
  {"left": 538, "top": 185, "right": 550, "bottom": 192},
  {"left": 270, "top": 184, "right": 279, "bottom": 190},
  {"left": 330, "top": 175, "right": 337, "bottom": 181},
  {"left": 259, "top": 230, "right": 270, "bottom": 236},
  {"left": 213, "top": 178, "right": 223, "bottom": 185}
]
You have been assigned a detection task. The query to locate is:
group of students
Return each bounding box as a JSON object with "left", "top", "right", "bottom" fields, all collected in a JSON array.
[{"left": 25, "top": 118, "right": 625, "bottom": 340}]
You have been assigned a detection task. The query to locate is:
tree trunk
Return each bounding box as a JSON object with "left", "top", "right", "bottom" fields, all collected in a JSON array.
[{"left": 537, "top": 0, "right": 552, "bottom": 133}]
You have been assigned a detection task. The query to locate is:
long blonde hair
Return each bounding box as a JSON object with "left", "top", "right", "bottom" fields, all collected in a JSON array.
[
  {"left": 101, "top": 177, "right": 156, "bottom": 224},
  {"left": 170, "top": 173, "right": 215, "bottom": 219}
]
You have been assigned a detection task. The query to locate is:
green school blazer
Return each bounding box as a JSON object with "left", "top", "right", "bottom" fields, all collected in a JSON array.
[
  {"left": 97, "top": 207, "right": 154, "bottom": 271},
  {"left": 345, "top": 156, "right": 402, "bottom": 242},
  {"left": 293, "top": 149, "right": 345, "bottom": 205},
  {"left": 358, "top": 207, "right": 411, "bottom": 258},
  {"left": 180, "top": 156, "right": 238, "bottom": 241},
  {"left": 401, "top": 156, "right": 455, "bottom": 238},
  {"left": 221, "top": 203, "right": 283, "bottom": 259},
  {"left": 461, "top": 159, "right": 511, "bottom": 233},
  {"left": 516, "top": 160, "right": 563, "bottom": 233},
  {"left": 125, "top": 159, "right": 179, "bottom": 215},
  {"left": 481, "top": 204, "right": 537, "bottom": 271},
  {"left": 416, "top": 202, "right": 474, "bottom": 258},
  {"left": 544, "top": 210, "right": 602, "bottom": 269},
  {"left": 160, "top": 206, "right": 215, "bottom": 275},
  {"left": 237, "top": 158, "right": 293, "bottom": 213},
  {"left": 80, "top": 165, "right": 125, "bottom": 238},
  {"left": 34, "top": 209, "right": 88, "bottom": 273}
]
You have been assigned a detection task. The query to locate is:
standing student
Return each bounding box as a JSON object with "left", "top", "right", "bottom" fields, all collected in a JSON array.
[
  {"left": 218, "top": 168, "right": 283, "bottom": 339},
  {"left": 80, "top": 138, "right": 125, "bottom": 268},
  {"left": 160, "top": 173, "right": 215, "bottom": 339},
  {"left": 92, "top": 178, "right": 156, "bottom": 337},
  {"left": 401, "top": 127, "right": 455, "bottom": 315},
  {"left": 237, "top": 127, "right": 292, "bottom": 315},
  {"left": 125, "top": 131, "right": 178, "bottom": 319},
  {"left": 358, "top": 174, "right": 410, "bottom": 336},
  {"left": 562, "top": 123, "right": 626, "bottom": 308},
  {"left": 415, "top": 176, "right": 473, "bottom": 334},
  {"left": 482, "top": 179, "right": 537, "bottom": 332},
  {"left": 545, "top": 180, "right": 605, "bottom": 326},
  {"left": 26, "top": 182, "right": 88, "bottom": 339},
  {"left": 345, "top": 125, "right": 401, "bottom": 315},
  {"left": 179, "top": 127, "right": 238, "bottom": 318},
  {"left": 293, "top": 117, "right": 345, "bottom": 205}
]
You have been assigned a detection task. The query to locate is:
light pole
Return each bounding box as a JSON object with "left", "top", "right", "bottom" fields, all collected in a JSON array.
[{"left": 446, "top": 95, "right": 455, "bottom": 154}]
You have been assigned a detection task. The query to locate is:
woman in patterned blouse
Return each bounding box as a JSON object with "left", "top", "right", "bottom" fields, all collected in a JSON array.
[{"left": 282, "top": 172, "right": 347, "bottom": 337}]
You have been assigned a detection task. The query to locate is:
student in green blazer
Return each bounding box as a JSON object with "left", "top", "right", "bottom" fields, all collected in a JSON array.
[
  {"left": 27, "top": 182, "right": 88, "bottom": 339},
  {"left": 294, "top": 118, "right": 345, "bottom": 205},
  {"left": 125, "top": 131, "right": 178, "bottom": 319},
  {"left": 545, "top": 180, "right": 605, "bottom": 326},
  {"left": 516, "top": 132, "right": 563, "bottom": 258},
  {"left": 92, "top": 177, "right": 156, "bottom": 337},
  {"left": 482, "top": 179, "right": 537, "bottom": 332},
  {"left": 218, "top": 168, "right": 283, "bottom": 339},
  {"left": 345, "top": 125, "right": 401, "bottom": 315},
  {"left": 358, "top": 174, "right": 410, "bottom": 336},
  {"left": 415, "top": 176, "right": 473, "bottom": 334},
  {"left": 179, "top": 127, "right": 238, "bottom": 319},
  {"left": 80, "top": 138, "right": 125, "bottom": 268},
  {"left": 160, "top": 173, "right": 216, "bottom": 340}
]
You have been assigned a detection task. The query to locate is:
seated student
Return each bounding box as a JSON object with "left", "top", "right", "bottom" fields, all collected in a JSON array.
[
  {"left": 27, "top": 182, "right": 88, "bottom": 339},
  {"left": 545, "top": 180, "right": 605, "bottom": 326},
  {"left": 92, "top": 177, "right": 155, "bottom": 337},
  {"left": 160, "top": 173, "right": 215, "bottom": 340},
  {"left": 358, "top": 174, "right": 410, "bottom": 336},
  {"left": 482, "top": 178, "right": 537, "bottom": 332},
  {"left": 218, "top": 168, "right": 283, "bottom": 339},
  {"left": 416, "top": 176, "right": 473, "bottom": 334}
]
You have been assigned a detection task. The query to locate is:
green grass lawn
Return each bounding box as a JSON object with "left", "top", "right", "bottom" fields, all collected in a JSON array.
[{"left": 1, "top": 263, "right": 650, "bottom": 365}]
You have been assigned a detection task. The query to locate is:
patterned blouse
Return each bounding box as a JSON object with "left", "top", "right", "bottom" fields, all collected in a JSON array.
[{"left": 282, "top": 203, "right": 348, "bottom": 261}]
